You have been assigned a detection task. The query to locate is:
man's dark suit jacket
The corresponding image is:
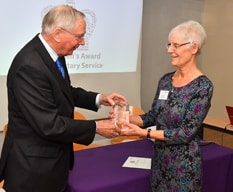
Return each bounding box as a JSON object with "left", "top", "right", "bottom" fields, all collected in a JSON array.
[{"left": 0, "top": 34, "right": 99, "bottom": 192}]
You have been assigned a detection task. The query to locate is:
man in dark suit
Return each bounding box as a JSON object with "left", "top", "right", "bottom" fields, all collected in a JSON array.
[{"left": 0, "top": 5, "right": 126, "bottom": 192}]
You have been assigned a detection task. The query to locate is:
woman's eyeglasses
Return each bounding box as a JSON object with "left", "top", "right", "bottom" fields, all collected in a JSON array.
[{"left": 166, "top": 42, "right": 191, "bottom": 50}]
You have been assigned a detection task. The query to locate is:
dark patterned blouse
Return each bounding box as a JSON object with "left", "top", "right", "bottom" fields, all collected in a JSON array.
[{"left": 141, "top": 71, "right": 213, "bottom": 192}]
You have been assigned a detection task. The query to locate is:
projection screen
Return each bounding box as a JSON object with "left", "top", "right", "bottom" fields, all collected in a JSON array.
[{"left": 0, "top": 0, "right": 142, "bottom": 75}]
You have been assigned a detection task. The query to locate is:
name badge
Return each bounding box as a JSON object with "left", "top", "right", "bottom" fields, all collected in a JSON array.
[{"left": 159, "top": 90, "right": 169, "bottom": 100}]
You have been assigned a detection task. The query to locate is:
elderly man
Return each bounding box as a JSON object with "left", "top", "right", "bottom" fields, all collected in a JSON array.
[{"left": 0, "top": 5, "right": 126, "bottom": 192}]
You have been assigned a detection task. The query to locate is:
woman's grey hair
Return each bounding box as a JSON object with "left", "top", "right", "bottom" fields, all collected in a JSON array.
[
  {"left": 168, "top": 20, "right": 207, "bottom": 54},
  {"left": 41, "top": 5, "right": 85, "bottom": 34}
]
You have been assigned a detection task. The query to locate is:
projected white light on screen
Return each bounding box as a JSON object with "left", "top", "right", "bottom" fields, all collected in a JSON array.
[{"left": 0, "top": 0, "right": 142, "bottom": 75}]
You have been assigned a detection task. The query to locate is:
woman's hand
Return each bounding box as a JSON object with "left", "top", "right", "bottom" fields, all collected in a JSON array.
[{"left": 120, "top": 122, "right": 145, "bottom": 137}]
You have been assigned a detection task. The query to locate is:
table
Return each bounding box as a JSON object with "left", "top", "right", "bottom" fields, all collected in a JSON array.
[
  {"left": 201, "top": 141, "right": 233, "bottom": 192},
  {"left": 66, "top": 139, "right": 233, "bottom": 192},
  {"left": 203, "top": 117, "right": 233, "bottom": 134}
]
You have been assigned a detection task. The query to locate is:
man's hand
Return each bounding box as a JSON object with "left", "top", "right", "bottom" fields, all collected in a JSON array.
[
  {"left": 95, "top": 120, "right": 121, "bottom": 138},
  {"left": 99, "top": 93, "right": 127, "bottom": 106}
]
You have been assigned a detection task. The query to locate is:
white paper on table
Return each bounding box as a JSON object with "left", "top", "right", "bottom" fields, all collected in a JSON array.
[{"left": 122, "top": 156, "right": 151, "bottom": 169}]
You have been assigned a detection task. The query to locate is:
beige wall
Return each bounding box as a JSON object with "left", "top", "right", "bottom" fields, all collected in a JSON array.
[
  {"left": 202, "top": 0, "right": 233, "bottom": 117},
  {"left": 0, "top": 76, "right": 7, "bottom": 130}
]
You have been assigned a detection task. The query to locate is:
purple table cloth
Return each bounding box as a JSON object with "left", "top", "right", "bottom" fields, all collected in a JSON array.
[
  {"left": 66, "top": 139, "right": 233, "bottom": 192},
  {"left": 201, "top": 141, "right": 233, "bottom": 192}
]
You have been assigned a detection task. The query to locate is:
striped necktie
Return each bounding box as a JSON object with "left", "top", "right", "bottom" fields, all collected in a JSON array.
[{"left": 55, "top": 57, "right": 65, "bottom": 78}]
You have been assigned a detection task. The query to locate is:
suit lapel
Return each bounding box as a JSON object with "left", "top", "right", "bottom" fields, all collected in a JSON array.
[{"left": 33, "top": 35, "right": 74, "bottom": 106}]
